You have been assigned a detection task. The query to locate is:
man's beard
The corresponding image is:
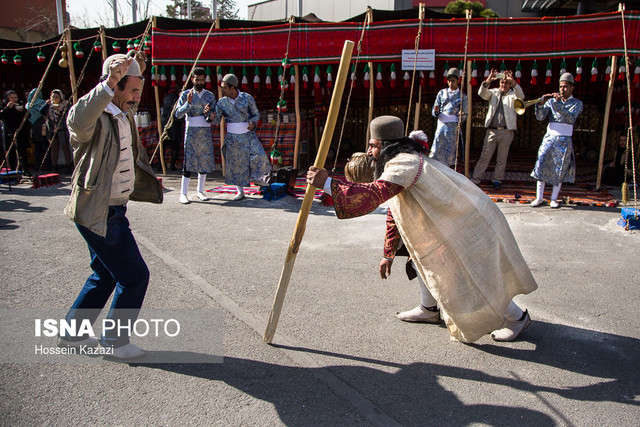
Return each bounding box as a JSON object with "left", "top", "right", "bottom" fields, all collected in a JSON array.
[
  {"left": 194, "top": 84, "right": 204, "bottom": 91},
  {"left": 372, "top": 157, "right": 383, "bottom": 180}
]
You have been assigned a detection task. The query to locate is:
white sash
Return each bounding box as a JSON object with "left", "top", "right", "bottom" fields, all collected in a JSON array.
[
  {"left": 438, "top": 113, "right": 458, "bottom": 124},
  {"left": 547, "top": 122, "right": 573, "bottom": 136},
  {"left": 185, "top": 116, "right": 209, "bottom": 128},
  {"left": 227, "top": 122, "right": 250, "bottom": 134}
]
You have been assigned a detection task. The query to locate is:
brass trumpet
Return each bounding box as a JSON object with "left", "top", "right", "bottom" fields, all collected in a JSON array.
[{"left": 514, "top": 97, "right": 544, "bottom": 115}]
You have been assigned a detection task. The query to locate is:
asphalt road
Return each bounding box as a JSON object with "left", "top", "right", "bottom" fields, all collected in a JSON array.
[{"left": 1, "top": 171, "right": 639, "bottom": 426}]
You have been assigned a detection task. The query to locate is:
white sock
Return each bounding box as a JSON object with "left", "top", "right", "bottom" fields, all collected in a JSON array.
[
  {"left": 197, "top": 173, "right": 207, "bottom": 193},
  {"left": 236, "top": 185, "right": 244, "bottom": 195},
  {"left": 181, "top": 176, "right": 190, "bottom": 196},
  {"left": 412, "top": 261, "right": 437, "bottom": 308},
  {"left": 551, "top": 183, "right": 562, "bottom": 201},
  {"left": 536, "top": 181, "right": 545, "bottom": 201},
  {"left": 505, "top": 300, "right": 524, "bottom": 321}
]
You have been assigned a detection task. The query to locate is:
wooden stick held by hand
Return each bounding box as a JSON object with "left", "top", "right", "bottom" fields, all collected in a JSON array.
[{"left": 263, "top": 40, "right": 355, "bottom": 344}]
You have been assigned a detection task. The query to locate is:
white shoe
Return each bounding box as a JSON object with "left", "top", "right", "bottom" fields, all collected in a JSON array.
[
  {"left": 179, "top": 194, "right": 190, "bottom": 204},
  {"left": 550, "top": 200, "right": 560, "bottom": 208},
  {"left": 233, "top": 192, "right": 245, "bottom": 201},
  {"left": 530, "top": 198, "right": 544, "bottom": 207},
  {"left": 104, "top": 342, "right": 146, "bottom": 359},
  {"left": 57, "top": 335, "right": 98, "bottom": 348},
  {"left": 196, "top": 191, "right": 209, "bottom": 201},
  {"left": 396, "top": 305, "right": 441, "bottom": 323},
  {"left": 491, "top": 310, "right": 532, "bottom": 342}
]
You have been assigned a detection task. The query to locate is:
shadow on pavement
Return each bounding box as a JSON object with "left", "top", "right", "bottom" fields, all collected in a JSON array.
[{"left": 129, "top": 321, "right": 638, "bottom": 424}]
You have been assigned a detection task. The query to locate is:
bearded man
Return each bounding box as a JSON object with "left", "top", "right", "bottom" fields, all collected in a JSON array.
[{"left": 307, "top": 116, "right": 538, "bottom": 343}]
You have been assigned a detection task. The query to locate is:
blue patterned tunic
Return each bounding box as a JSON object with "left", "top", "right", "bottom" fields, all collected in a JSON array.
[
  {"left": 530, "top": 96, "right": 583, "bottom": 185},
  {"left": 175, "top": 89, "right": 217, "bottom": 173},
  {"left": 212, "top": 92, "right": 271, "bottom": 186},
  {"left": 429, "top": 88, "right": 467, "bottom": 167}
]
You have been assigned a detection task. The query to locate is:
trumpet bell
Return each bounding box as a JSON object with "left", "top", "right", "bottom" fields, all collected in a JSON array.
[{"left": 514, "top": 97, "right": 544, "bottom": 115}]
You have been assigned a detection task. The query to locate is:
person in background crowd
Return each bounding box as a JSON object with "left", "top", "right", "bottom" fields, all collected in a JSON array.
[
  {"left": 174, "top": 67, "right": 217, "bottom": 204},
  {"left": 429, "top": 68, "right": 467, "bottom": 168},
  {"left": 1, "top": 90, "right": 30, "bottom": 175},
  {"left": 471, "top": 69, "right": 524, "bottom": 190},
  {"left": 530, "top": 73, "right": 583, "bottom": 208},
  {"left": 26, "top": 89, "right": 49, "bottom": 171},
  {"left": 211, "top": 73, "right": 270, "bottom": 201},
  {"left": 602, "top": 133, "right": 633, "bottom": 187},
  {"left": 161, "top": 88, "right": 183, "bottom": 171},
  {"left": 41, "top": 89, "right": 73, "bottom": 174}
]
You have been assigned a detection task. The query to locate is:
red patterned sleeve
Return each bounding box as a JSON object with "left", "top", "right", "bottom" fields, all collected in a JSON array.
[
  {"left": 329, "top": 177, "right": 404, "bottom": 219},
  {"left": 384, "top": 211, "right": 401, "bottom": 259}
]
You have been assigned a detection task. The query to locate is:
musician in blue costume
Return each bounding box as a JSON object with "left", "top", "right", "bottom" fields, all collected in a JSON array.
[
  {"left": 212, "top": 74, "right": 270, "bottom": 200},
  {"left": 175, "top": 67, "right": 216, "bottom": 204},
  {"left": 530, "top": 73, "right": 583, "bottom": 209},
  {"left": 429, "top": 68, "right": 468, "bottom": 167}
]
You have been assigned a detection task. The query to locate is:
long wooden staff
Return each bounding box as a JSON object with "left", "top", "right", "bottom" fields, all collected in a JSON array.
[{"left": 264, "top": 40, "right": 355, "bottom": 344}]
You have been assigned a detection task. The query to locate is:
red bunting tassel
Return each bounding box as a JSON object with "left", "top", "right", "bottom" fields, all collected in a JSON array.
[
  {"left": 375, "top": 64, "right": 383, "bottom": 89},
  {"left": 428, "top": 71, "right": 436, "bottom": 87},
  {"left": 403, "top": 71, "right": 411, "bottom": 88},
  {"left": 390, "top": 63, "right": 397, "bottom": 89}
]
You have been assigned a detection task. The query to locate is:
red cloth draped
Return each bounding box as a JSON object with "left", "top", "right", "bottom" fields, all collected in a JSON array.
[
  {"left": 152, "top": 12, "right": 640, "bottom": 66},
  {"left": 384, "top": 211, "right": 401, "bottom": 259},
  {"left": 330, "top": 177, "right": 403, "bottom": 219}
]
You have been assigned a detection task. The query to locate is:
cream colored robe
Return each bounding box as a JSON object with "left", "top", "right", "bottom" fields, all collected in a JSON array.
[{"left": 380, "top": 152, "right": 538, "bottom": 342}]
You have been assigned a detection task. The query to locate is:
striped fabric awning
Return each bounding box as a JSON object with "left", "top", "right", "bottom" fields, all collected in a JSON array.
[{"left": 152, "top": 11, "right": 640, "bottom": 66}]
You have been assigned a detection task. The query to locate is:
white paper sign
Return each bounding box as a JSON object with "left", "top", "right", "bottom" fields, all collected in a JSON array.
[{"left": 401, "top": 49, "right": 435, "bottom": 71}]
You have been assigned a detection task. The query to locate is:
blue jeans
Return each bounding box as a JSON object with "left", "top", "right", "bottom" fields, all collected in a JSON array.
[{"left": 65, "top": 205, "right": 149, "bottom": 347}]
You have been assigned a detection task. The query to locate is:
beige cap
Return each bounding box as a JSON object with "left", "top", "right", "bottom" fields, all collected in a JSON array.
[
  {"left": 222, "top": 73, "right": 239, "bottom": 87},
  {"left": 559, "top": 72, "right": 575, "bottom": 84},
  {"left": 370, "top": 116, "right": 404, "bottom": 141},
  {"left": 102, "top": 53, "right": 142, "bottom": 77},
  {"left": 447, "top": 68, "right": 460, "bottom": 79}
]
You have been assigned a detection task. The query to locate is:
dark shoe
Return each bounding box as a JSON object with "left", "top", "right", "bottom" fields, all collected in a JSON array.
[{"left": 492, "top": 181, "right": 501, "bottom": 190}]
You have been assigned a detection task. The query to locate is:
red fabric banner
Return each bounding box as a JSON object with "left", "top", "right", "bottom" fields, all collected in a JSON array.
[{"left": 152, "top": 11, "right": 640, "bottom": 66}]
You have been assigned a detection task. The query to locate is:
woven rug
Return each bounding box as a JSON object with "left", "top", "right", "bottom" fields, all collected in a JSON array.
[{"left": 207, "top": 167, "right": 617, "bottom": 207}]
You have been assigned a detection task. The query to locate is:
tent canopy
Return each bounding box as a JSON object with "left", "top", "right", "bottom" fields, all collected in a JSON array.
[{"left": 151, "top": 10, "right": 640, "bottom": 66}]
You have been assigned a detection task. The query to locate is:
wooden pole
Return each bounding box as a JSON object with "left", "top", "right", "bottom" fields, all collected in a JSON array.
[
  {"left": 293, "top": 64, "right": 301, "bottom": 169},
  {"left": 413, "top": 84, "right": 422, "bottom": 131},
  {"left": 214, "top": 19, "right": 226, "bottom": 175},
  {"left": 409, "top": 4, "right": 424, "bottom": 134},
  {"left": 465, "top": 59, "right": 472, "bottom": 177},
  {"left": 151, "top": 18, "right": 167, "bottom": 175},
  {"left": 313, "top": 118, "right": 319, "bottom": 152},
  {"left": 264, "top": 40, "right": 354, "bottom": 344},
  {"left": 596, "top": 55, "right": 618, "bottom": 190},
  {"left": 365, "top": 7, "right": 374, "bottom": 146},
  {"left": 99, "top": 26, "right": 108, "bottom": 62},
  {"left": 153, "top": 85, "right": 166, "bottom": 175},
  {"left": 65, "top": 28, "right": 78, "bottom": 104}
]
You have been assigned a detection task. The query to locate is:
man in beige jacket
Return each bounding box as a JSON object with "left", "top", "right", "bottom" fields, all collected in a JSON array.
[
  {"left": 471, "top": 69, "right": 524, "bottom": 190},
  {"left": 59, "top": 54, "right": 163, "bottom": 359}
]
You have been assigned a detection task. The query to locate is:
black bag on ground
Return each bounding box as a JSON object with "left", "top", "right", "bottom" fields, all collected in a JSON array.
[{"left": 275, "top": 167, "right": 298, "bottom": 190}]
